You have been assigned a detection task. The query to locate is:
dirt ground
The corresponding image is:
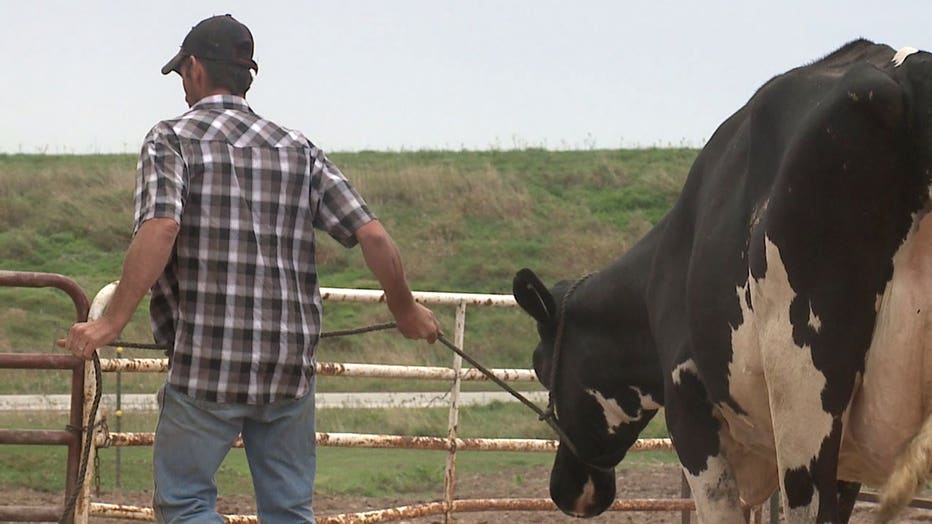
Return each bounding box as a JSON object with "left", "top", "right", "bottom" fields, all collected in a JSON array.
[{"left": 5, "top": 463, "right": 932, "bottom": 523}]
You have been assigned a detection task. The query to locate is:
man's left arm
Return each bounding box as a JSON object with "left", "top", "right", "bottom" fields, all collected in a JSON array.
[
  {"left": 57, "top": 217, "right": 179, "bottom": 359},
  {"left": 356, "top": 220, "right": 441, "bottom": 343}
]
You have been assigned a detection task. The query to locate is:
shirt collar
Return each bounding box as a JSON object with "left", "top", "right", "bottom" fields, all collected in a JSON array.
[{"left": 190, "top": 94, "right": 252, "bottom": 112}]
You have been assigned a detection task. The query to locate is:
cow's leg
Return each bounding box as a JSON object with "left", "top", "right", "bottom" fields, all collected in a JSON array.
[
  {"left": 752, "top": 237, "right": 864, "bottom": 523},
  {"left": 763, "top": 360, "right": 847, "bottom": 523},
  {"left": 667, "top": 360, "right": 746, "bottom": 524},
  {"left": 836, "top": 480, "right": 860, "bottom": 524}
]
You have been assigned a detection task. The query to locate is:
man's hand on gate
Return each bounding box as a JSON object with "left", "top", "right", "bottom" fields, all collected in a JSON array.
[{"left": 56, "top": 317, "right": 121, "bottom": 360}]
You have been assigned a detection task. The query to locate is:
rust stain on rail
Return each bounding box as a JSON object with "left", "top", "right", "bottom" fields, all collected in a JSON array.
[{"left": 99, "top": 358, "right": 168, "bottom": 372}]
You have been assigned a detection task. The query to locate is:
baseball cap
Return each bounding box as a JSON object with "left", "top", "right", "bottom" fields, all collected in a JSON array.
[{"left": 161, "top": 15, "right": 259, "bottom": 75}]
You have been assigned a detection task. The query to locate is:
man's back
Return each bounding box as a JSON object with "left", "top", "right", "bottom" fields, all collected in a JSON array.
[{"left": 136, "top": 94, "right": 374, "bottom": 403}]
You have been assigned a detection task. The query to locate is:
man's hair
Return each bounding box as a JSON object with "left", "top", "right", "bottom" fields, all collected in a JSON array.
[{"left": 201, "top": 59, "right": 254, "bottom": 96}]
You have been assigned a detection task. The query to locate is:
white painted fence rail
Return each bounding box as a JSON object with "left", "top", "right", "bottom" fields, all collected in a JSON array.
[
  {"left": 0, "top": 391, "right": 548, "bottom": 411},
  {"left": 93, "top": 358, "right": 539, "bottom": 381},
  {"left": 320, "top": 287, "right": 518, "bottom": 307}
]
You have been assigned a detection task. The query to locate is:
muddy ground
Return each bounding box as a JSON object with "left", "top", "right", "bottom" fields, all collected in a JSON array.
[{"left": 5, "top": 463, "right": 932, "bottom": 523}]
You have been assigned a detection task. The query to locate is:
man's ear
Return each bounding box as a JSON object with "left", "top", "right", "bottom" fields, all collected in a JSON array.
[
  {"left": 188, "top": 55, "right": 202, "bottom": 77},
  {"left": 513, "top": 268, "right": 557, "bottom": 325}
]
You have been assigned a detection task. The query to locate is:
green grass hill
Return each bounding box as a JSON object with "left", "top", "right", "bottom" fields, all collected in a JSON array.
[
  {"left": 0, "top": 148, "right": 696, "bottom": 497},
  {"left": 0, "top": 149, "right": 697, "bottom": 393}
]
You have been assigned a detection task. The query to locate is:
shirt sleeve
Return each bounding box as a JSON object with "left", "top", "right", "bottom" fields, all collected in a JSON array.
[
  {"left": 309, "top": 147, "right": 376, "bottom": 248},
  {"left": 134, "top": 124, "right": 186, "bottom": 235}
]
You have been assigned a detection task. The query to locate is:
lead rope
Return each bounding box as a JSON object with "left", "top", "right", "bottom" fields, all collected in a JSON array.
[
  {"left": 437, "top": 333, "right": 581, "bottom": 451},
  {"left": 330, "top": 316, "right": 595, "bottom": 459},
  {"left": 327, "top": 323, "right": 582, "bottom": 449}
]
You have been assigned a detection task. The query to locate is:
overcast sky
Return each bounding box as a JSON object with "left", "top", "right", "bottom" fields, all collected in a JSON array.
[{"left": 1, "top": 1, "right": 929, "bottom": 154}]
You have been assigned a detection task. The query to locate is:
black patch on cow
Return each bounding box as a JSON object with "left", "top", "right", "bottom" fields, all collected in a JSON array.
[
  {"left": 783, "top": 466, "right": 815, "bottom": 509},
  {"left": 782, "top": 419, "right": 845, "bottom": 522},
  {"left": 789, "top": 295, "right": 819, "bottom": 345},
  {"left": 665, "top": 364, "right": 722, "bottom": 477}
]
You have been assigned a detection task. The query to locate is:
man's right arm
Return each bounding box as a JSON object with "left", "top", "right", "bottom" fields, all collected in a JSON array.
[
  {"left": 103, "top": 217, "right": 180, "bottom": 329},
  {"left": 57, "top": 217, "right": 179, "bottom": 359}
]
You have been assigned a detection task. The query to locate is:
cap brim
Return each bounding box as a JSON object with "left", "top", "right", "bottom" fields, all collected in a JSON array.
[{"left": 161, "top": 50, "right": 187, "bottom": 75}]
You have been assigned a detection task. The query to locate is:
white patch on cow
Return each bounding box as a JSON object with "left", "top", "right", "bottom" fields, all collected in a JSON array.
[
  {"left": 632, "top": 386, "right": 663, "bottom": 410},
  {"left": 671, "top": 359, "right": 698, "bottom": 386},
  {"left": 572, "top": 477, "right": 596, "bottom": 517},
  {"left": 725, "top": 280, "right": 772, "bottom": 447},
  {"left": 720, "top": 279, "right": 782, "bottom": 505},
  {"left": 808, "top": 301, "right": 822, "bottom": 333},
  {"left": 585, "top": 388, "right": 641, "bottom": 434},
  {"left": 892, "top": 46, "right": 919, "bottom": 67},
  {"left": 755, "top": 237, "right": 834, "bottom": 484},
  {"left": 683, "top": 455, "right": 746, "bottom": 523}
]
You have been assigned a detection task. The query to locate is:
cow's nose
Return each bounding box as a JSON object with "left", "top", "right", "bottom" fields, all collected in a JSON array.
[
  {"left": 567, "top": 477, "right": 605, "bottom": 517},
  {"left": 552, "top": 470, "right": 616, "bottom": 518}
]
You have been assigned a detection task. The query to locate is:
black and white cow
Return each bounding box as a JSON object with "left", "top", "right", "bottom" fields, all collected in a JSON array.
[{"left": 514, "top": 39, "right": 932, "bottom": 523}]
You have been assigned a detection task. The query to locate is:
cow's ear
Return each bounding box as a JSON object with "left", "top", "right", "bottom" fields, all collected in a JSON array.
[{"left": 513, "top": 268, "right": 557, "bottom": 325}]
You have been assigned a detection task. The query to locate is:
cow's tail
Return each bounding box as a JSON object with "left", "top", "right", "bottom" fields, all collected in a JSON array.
[{"left": 875, "top": 413, "right": 932, "bottom": 523}]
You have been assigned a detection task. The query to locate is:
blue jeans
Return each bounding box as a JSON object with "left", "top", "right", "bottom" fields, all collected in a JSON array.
[{"left": 152, "top": 380, "right": 317, "bottom": 523}]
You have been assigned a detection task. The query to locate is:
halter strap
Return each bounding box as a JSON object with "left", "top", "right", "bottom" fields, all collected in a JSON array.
[{"left": 541, "top": 272, "right": 611, "bottom": 470}]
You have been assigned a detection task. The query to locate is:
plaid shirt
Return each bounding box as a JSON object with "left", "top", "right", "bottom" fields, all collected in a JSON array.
[{"left": 135, "top": 94, "right": 375, "bottom": 404}]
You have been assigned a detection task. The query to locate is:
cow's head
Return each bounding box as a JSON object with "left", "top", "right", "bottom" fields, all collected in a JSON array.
[{"left": 513, "top": 268, "right": 662, "bottom": 517}]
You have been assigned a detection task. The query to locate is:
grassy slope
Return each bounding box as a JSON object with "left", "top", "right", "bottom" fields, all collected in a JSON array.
[
  {"left": 0, "top": 149, "right": 695, "bottom": 377},
  {"left": 0, "top": 149, "right": 696, "bottom": 496}
]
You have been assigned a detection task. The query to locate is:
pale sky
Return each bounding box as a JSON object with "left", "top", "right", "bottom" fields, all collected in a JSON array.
[{"left": 1, "top": 1, "right": 929, "bottom": 154}]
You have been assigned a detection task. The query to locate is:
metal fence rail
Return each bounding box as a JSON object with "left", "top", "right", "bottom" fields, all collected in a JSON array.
[
  {"left": 65, "top": 283, "right": 699, "bottom": 524},
  {"left": 0, "top": 271, "right": 92, "bottom": 523}
]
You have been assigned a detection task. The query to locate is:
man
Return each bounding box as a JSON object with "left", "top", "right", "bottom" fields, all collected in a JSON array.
[{"left": 57, "top": 14, "right": 441, "bottom": 523}]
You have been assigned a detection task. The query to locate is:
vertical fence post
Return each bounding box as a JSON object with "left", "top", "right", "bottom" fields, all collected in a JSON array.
[
  {"left": 443, "top": 301, "right": 467, "bottom": 524},
  {"left": 751, "top": 504, "right": 763, "bottom": 524},
  {"left": 115, "top": 345, "right": 123, "bottom": 491},
  {"left": 75, "top": 281, "right": 118, "bottom": 523},
  {"left": 75, "top": 358, "right": 97, "bottom": 524},
  {"left": 769, "top": 491, "right": 780, "bottom": 524},
  {"left": 680, "top": 471, "right": 691, "bottom": 524}
]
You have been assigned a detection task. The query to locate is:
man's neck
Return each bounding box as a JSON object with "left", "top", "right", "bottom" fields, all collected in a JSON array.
[
  {"left": 204, "top": 87, "right": 236, "bottom": 98},
  {"left": 191, "top": 89, "right": 239, "bottom": 107}
]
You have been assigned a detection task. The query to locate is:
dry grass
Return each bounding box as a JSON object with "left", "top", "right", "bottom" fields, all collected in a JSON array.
[
  {"left": 0, "top": 156, "right": 135, "bottom": 251},
  {"left": 351, "top": 162, "right": 533, "bottom": 221}
]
